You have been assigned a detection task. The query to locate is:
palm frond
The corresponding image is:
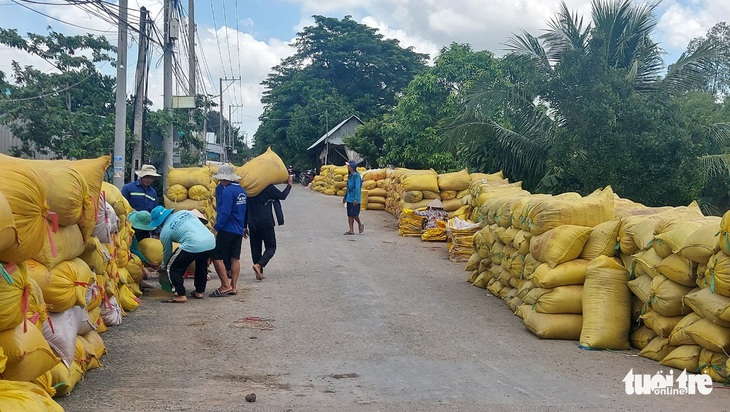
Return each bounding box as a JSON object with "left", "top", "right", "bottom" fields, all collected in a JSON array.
[
  {"left": 542, "top": 2, "right": 590, "bottom": 63},
  {"left": 662, "top": 37, "right": 725, "bottom": 98},
  {"left": 698, "top": 153, "right": 730, "bottom": 180},
  {"left": 705, "top": 122, "right": 730, "bottom": 148},
  {"left": 504, "top": 30, "right": 552, "bottom": 74}
]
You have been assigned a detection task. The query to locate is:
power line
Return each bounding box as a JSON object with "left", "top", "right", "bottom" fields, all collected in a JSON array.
[
  {"left": 9, "top": 0, "right": 117, "bottom": 33},
  {"left": 0, "top": 62, "right": 110, "bottom": 103},
  {"left": 209, "top": 0, "right": 228, "bottom": 79},
  {"left": 220, "top": 0, "right": 234, "bottom": 80}
]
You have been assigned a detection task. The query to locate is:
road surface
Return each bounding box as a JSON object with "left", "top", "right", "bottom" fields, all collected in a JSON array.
[{"left": 58, "top": 185, "right": 729, "bottom": 411}]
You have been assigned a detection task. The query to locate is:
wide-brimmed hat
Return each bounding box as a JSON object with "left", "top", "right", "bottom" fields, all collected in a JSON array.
[
  {"left": 128, "top": 210, "right": 157, "bottom": 231},
  {"left": 149, "top": 205, "right": 174, "bottom": 228},
  {"left": 190, "top": 208, "right": 208, "bottom": 224},
  {"left": 427, "top": 199, "right": 445, "bottom": 209},
  {"left": 135, "top": 164, "right": 161, "bottom": 178},
  {"left": 212, "top": 163, "right": 241, "bottom": 181}
]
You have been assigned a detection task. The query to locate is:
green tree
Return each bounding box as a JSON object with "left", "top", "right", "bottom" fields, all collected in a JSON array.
[
  {"left": 255, "top": 15, "right": 427, "bottom": 167},
  {"left": 0, "top": 27, "right": 117, "bottom": 159},
  {"left": 686, "top": 22, "right": 730, "bottom": 97},
  {"left": 446, "top": 0, "right": 729, "bottom": 206}
]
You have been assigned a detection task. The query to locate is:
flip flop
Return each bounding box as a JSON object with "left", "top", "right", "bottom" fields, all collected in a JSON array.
[
  {"left": 359, "top": 224, "right": 365, "bottom": 234},
  {"left": 190, "top": 291, "right": 204, "bottom": 299},
  {"left": 225, "top": 290, "right": 238, "bottom": 296},
  {"left": 208, "top": 289, "right": 230, "bottom": 297},
  {"left": 161, "top": 297, "right": 186, "bottom": 303},
  {"left": 343, "top": 231, "right": 354, "bottom": 235}
]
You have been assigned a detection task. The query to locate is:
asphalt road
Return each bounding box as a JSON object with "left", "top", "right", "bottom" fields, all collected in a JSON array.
[{"left": 58, "top": 185, "right": 729, "bottom": 411}]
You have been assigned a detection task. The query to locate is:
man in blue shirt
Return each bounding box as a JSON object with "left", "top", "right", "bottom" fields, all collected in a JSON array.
[
  {"left": 209, "top": 164, "right": 247, "bottom": 297},
  {"left": 122, "top": 164, "right": 160, "bottom": 240},
  {"left": 342, "top": 160, "right": 364, "bottom": 235}
]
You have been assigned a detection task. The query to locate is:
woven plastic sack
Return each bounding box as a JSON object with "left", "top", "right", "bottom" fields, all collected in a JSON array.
[
  {"left": 669, "top": 313, "right": 703, "bottom": 346},
  {"left": 470, "top": 171, "right": 504, "bottom": 182},
  {"left": 683, "top": 287, "right": 730, "bottom": 327},
  {"left": 619, "top": 201, "right": 704, "bottom": 255},
  {"left": 660, "top": 345, "right": 702, "bottom": 371},
  {"left": 530, "top": 225, "right": 592, "bottom": 268},
  {"left": 0, "top": 191, "right": 18, "bottom": 253},
  {"left": 437, "top": 168, "right": 470, "bottom": 191},
  {"left": 649, "top": 274, "right": 693, "bottom": 317},
  {"left": 641, "top": 311, "right": 684, "bottom": 338},
  {"left": 639, "top": 337, "right": 675, "bottom": 361},
  {"left": 0, "top": 380, "right": 63, "bottom": 411},
  {"left": 101, "top": 181, "right": 131, "bottom": 218},
  {"left": 32, "top": 223, "right": 85, "bottom": 269},
  {"left": 580, "top": 218, "right": 620, "bottom": 259},
  {"left": 33, "top": 164, "right": 90, "bottom": 227},
  {"left": 137, "top": 238, "right": 163, "bottom": 266},
  {"left": 79, "top": 236, "right": 107, "bottom": 275},
  {"left": 531, "top": 260, "right": 589, "bottom": 288},
  {"left": 684, "top": 318, "right": 730, "bottom": 353},
  {"left": 27, "top": 258, "right": 92, "bottom": 313},
  {"left": 679, "top": 217, "right": 722, "bottom": 265},
  {"left": 49, "top": 358, "right": 84, "bottom": 396},
  {"left": 77, "top": 330, "right": 106, "bottom": 371},
  {"left": 580, "top": 255, "right": 631, "bottom": 349},
  {"left": 164, "top": 195, "right": 207, "bottom": 213},
  {"left": 656, "top": 253, "right": 695, "bottom": 287},
  {"left": 187, "top": 184, "right": 210, "bottom": 201},
  {"left": 26, "top": 277, "right": 48, "bottom": 332},
  {"left": 699, "top": 348, "right": 728, "bottom": 383},
  {"left": 0, "top": 262, "right": 29, "bottom": 333},
  {"left": 118, "top": 283, "right": 140, "bottom": 312},
  {"left": 32, "top": 370, "right": 56, "bottom": 397},
  {"left": 42, "top": 307, "right": 90, "bottom": 367},
  {"left": 653, "top": 217, "right": 707, "bottom": 258},
  {"left": 523, "top": 285, "right": 583, "bottom": 314},
  {"left": 527, "top": 186, "right": 614, "bottom": 235},
  {"left": 0, "top": 322, "right": 60, "bottom": 381},
  {"left": 520, "top": 305, "right": 583, "bottom": 340},
  {"left": 236, "top": 147, "right": 288, "bottom": 197},
  {"left": 168, "top": 165, "right": 212, "bottom": 188},
  {"left": 630, "top": 326, "right": 657, "bottom": 350},
  {"left": 166, "top": 184, "right": 188, "bottom": 202},
  {"left": 0, "top": 163, "right": 48, "bottom": 263}
]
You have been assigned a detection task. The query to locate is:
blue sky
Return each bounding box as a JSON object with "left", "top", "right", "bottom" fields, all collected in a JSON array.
[{"left": 0, "top": 0, "right": 728, "bottom": 145}]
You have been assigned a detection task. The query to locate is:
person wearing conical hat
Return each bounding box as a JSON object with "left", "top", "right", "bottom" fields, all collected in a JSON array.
[
  {"left": 208, "top": 164, "right": 247, "bottom": 297},
  {"left": 414, "top": 198, "right": 448, "bottom": 229},
  {"left": 122, "top": 164, "right": 161, "bottom": 240}
]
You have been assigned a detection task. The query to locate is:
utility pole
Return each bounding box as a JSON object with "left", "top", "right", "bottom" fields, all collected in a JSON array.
[
  {"left": 188, "top": 0, "right": 195, "bottom": 96},
  {"left": 130, "top": 7, "right": 149, "bottom": 182},
  {"left": 113, "top": 0, "right": 128, "bottom": 188},
  {"left": 229, "top": 104, "right": 243, "bottom": 158},
  {"left": 218, "top": 77, "right": 240, "bottom": 163},
  {"left": 163, "top": 0, "right": 179, "bottom": 191}
]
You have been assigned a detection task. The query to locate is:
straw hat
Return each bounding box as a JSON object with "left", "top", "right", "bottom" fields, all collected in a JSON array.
[
  {"left": 190, "top": 208, "right": 208, "bottom": 224},
  {"left": 135, "top": 164, "right": 161, "bottom": 178},
  {"left": 212, "top": 163, "right": 241, "bottom": 181}
]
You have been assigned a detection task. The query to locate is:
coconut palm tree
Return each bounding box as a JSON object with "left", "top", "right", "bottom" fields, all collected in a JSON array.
[{"left": 446, "top": 0, "right": 730, "bottom": 206}]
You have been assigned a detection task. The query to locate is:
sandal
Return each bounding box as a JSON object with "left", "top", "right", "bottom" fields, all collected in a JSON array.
[
  {"left": 208, "top": 289, "right": 230, "bottom": 297},
  {"left": 343, "top": 231, "right": 354, "bottom": 235},
  {"left": 190, "top": 291, "right": 204, "bottom": 299},
  {"left": 358, "top": 224, "right": 365, "bottom": 234},
  {"left": 161, "top": 297, "right": 186, "bottom": 303}
]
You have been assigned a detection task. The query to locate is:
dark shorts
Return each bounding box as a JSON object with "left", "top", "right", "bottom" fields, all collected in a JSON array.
[
  {"left": 210, "top": 230, "right": 243, "bottom": 262},
  {"left": 346, "top": 202, "right": 360, "bottom": 217}
]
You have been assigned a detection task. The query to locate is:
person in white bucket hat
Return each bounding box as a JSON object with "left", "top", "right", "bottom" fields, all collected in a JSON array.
[{"left": 122, "top": 164, "right": 161, "bottom": 241}]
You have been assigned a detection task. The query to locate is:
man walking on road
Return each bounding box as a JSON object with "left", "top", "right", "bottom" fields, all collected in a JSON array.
[
  {"left": 343, "top": 160, "right": 364, "bottom": 235},
  {"left": 246, "top": 175, "right": 293, "bottom": 280},
  {"left": 209, "top": 164, "right": 247, "bottom": 297}
]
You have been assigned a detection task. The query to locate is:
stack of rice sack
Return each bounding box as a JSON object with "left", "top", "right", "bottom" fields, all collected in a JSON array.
[
  {"left": 620, "top": 203, "right": 730, "bottom": 383},
  {"left": 361, "top": 169, "right": 387, "bottom": 211},
  {"left": 165, "top": 165, "right": 216, "bottom": 226},
  {"left": 0, "top": 155, "right": 112, "bottom": 402},
  {"left": 312, "top": 164, "right": 348, "bottom": 196}
]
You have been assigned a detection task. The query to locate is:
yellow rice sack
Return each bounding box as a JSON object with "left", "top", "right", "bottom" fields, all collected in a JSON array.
[
  {"left": 470, "top": 171, "right": 504, "bottom": 182},
  {"left": 531, "top": 260, "right": 589, "bottom": 288},
  {"left": 437, "top": 168, "right": 470, "bottom": 191},
  {"left": 32, "top": 370, "right": 55, "bottom": 397},
  {"left": 77, "top": 330, "right": 106, "bottom": 371},
  {"left": 187, "top": 184, "right": 210, "bottom": 201},
  {"left": 49, "top": 358, "right": 84, "bottom": 396},
  {"left": 706, "top": 251, "right": 730, "bottom": 297},
  {"left": 520, "top": 305, "right": 583, "bottom": 340},
  {"left": 166, "top": 184, "right": 188, "bottom": 202},
  {"left": 684, "top": 318, "right": 730, "bottom": 353},
  {"left": 118, "top": 283, "right": 140, "bottom": 312},
  {"left": 101, "top": 181, "right": 131, "bottom": 218},
  {"left": 237, "top": 147, "right": 288, "bottom": 197},
  {"left": 649, "top": 274, "right": 693, "bottom": 317},
  {"left": 630, "top": 326, "right": 657, "bottom": 350},
  {"left": 32, "top": 165, "right": 90, "bottom": 228},
  {"left": 523, "top": 285, "right": 583, "bottom": 314},
  {"left": 167, "top": 165, "right": 212, "bottom": 188},
  {"left": 656, "top": 253, "right": 695, "bottom": 287},
  {"left": 0, "top": 163, "right": 48, "bottom": 263},
  {"left": 699, "top": 348, "right": 728, "bottom": 383},
  {"left": 683, "top": 287, "right": 730, "bottom": 327},
  {"left": 79, "top": 236, "right": 107, "bottom": 275},
  {"left": 26, "top": 277, "right": 48, "bottom": 332},
  {"left": 402, "top": 173, "right": 439, "bottom": 193},
  {"left": 679, "top": 218, "right": 722, "bottom": 265},
  {"left": 164, "top": 195, "right": 208, "bottom": 213},
  {"left": 639, "top": 337, "right": 675, "bottom": 361},
  {"left": 0, "top": 262, "right": 28, "bottom": 333},
  {"left": 526, "top": 186, "right": 614, "bottom": 235},
  {"left": 653, "top": 217, "right": 707, "bottom": 258},
  {"left": 580, "top": 218, "right": 621, "bottom": 259},
  {"left": 660, "top": 345, "right": 702, "bottom": 371},
  {"left": 138, "top": 238, "right": 163, "bottom": 266},
  {"left": 32, "top": 224, "right": 85, "bottom": 269},
  {"left": 530, "top": 225, "right": 592, "bottom": 268},
  {"left": 27, "top": 258, "right": 92, "bottom": 313},
  {"left": 580, "top": 255, "right": 631, "bottom": 349},
  {"left": 669, "top": 313, "right": 703, "bottom": 346},
  {"left": 0, "top": 191, "right": 18, "bottom": 253},
  {"left": 641, "top": 310, "right": 684, "bottom": 338},
  {"left": 0, "top": 322, "right": 60, "bottom": 381},
  {"left": 0, "top": 380, "right": 63, "bottom": 411}
]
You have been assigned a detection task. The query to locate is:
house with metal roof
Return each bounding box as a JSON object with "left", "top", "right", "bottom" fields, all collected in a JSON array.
[{"left": 307, "top": 115, "right": 364, "bottom": 166}]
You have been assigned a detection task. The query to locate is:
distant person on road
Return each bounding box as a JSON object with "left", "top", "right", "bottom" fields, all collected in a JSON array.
[
  {"left": 414, "top": 199, "right": 448, "bottom": 229},
  {"left": 209, "top": 164, "right": 247, "bottom": 297},
  {"left": 122, "top": 164, "right": 160, "bottom": 240},
  {"left": 342, "top": 160, "right": 364, "bottom": 235},
  {"left": 246, "top": 175, "right": 293, "bottom": 280},
  {"left": 150, "top": 206, "right": 216, "bottom": 303}
]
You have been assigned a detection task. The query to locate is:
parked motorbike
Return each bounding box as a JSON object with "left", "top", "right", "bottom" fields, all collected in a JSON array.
[{"left": 299, "top": 170, "right": 314, "bottom": 186}]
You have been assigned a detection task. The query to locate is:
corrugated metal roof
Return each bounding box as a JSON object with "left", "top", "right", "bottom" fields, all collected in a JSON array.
[{"left": 307, "top": 115, "right": 364, "bottom": 150}]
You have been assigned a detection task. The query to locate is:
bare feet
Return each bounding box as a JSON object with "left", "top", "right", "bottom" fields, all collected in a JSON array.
[{"left": 253, "top": 264, "right": 264, "bottom": 281}]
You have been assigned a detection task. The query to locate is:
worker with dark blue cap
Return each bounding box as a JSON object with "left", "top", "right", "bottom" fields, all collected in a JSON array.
[{"left": 342, "top": 160, "right": 364, "bottom": 235}]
